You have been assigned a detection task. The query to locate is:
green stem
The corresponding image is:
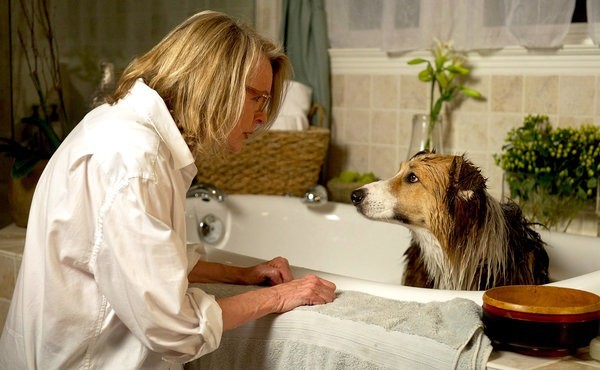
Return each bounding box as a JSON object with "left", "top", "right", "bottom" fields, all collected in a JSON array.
[{"left": 429, "top": 79, "right": 436, "bottom": 124}]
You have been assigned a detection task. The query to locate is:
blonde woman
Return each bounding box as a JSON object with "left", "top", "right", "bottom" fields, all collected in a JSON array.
[{"left": 0, "top": 11, "right": 336, "bottom": 369}]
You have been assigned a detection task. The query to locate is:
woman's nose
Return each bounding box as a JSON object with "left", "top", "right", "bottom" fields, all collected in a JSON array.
[{"left": 253, "top": 110, "right": 267, "bottom": 126}]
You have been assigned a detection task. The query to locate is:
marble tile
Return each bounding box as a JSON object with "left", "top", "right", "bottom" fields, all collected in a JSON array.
[
  {"left": 492, "top": 75, "right": 523, "bottom": 113},
  {"left": 524, "top": 76, "right": 559, "bottom": 114},
  {"left": 443, "top": 113, "right": 459, "bottom": 154},
  {"left": 397, "top": 111, "right": 415, "bottom": 149},
  {"left": 330, "top": 107, "right": 345, "bottom": 145},
  {"left": 371, "top": 75, "right": 399, "bottom": 109},
  {"left": 399, "top": 75, "right": 428, "bottom": 111},
  {"left": 368, "top": 145, "right": 399, "bottom": 180},
  {"left": 451, "top": 112, "right": 490, "bottom": 152},
  {"left": 559, "top": 75, "right": 595, "bottom": 116},
  {"left": 345, "top": 144, "right": 370, "bottom": 173},
  {"left": 344, "top": 75, "right": 371, "bottom": 109},
  {"left": 370, "top": 110, "right": 398, "bottom": 145},
  {"left": 344, "top": 109, "right": 370, "bottom": 144},
  {"left": 486, "top": 156, "right": 506, "bottom": 200},
  {"left": 557, "top": 115, "right": 595, "bottom": 128},
  {"left": 331, "top": 74, "right": 345, "bottom": 108}
]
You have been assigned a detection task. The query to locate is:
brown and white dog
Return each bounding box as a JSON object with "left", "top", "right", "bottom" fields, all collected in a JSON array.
[{"left": 351, "top": 151, "right": 549, "bottom": 291}]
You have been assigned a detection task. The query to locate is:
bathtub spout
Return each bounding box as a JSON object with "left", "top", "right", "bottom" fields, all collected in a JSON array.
[
  {"left": 186, "top": 183, "right": 226, "bottom": 202},
  {"left": 302, "top": 185, "right": 328, "bottom": 205}
]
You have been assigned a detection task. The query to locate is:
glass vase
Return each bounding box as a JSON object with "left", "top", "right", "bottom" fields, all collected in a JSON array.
[{"left": 407, "top": 114, "right": 443, "bottom": 159}]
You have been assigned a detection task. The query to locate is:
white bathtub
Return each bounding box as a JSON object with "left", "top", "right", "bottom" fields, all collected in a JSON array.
[{"left": 185, "top": 194, "right": 600, "bottom": 305}]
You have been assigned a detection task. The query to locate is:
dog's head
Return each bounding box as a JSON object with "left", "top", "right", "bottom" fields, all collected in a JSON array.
[{"left": 351, "top": 151, "right": 487, "bottom": 234}]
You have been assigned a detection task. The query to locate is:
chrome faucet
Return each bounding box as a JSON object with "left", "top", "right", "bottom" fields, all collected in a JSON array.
[
  {"left": 186, "top": 182, "right": 226, "bottom": 202},
  {"left": 302, "top": 185, "right": 328, "bottom": 205}
]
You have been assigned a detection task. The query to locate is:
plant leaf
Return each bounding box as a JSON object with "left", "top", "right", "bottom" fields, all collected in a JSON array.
[
  {"left": 446, "top": 65, "right": 470, "bottom": 75},
  {"left": 407, "top": 58, "right": 428, "bottom": 65},
  {"left": 418, "top": 69, "right": 433, "bottom": 82},
  {"left": 436, "top": 71, "right": 449, "bottom": 89},
  {"left": 459, "top": 86, "right": 483, "bottom": 99}
]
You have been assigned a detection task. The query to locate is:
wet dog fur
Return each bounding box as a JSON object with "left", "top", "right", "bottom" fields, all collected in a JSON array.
[{"left": 351, "top": 151, "right": 549, "bottom": 291}]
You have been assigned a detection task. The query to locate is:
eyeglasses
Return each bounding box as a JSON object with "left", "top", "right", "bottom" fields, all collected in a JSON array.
[{"left": 245, "top": 86, "right": 271, "bottom": 113}]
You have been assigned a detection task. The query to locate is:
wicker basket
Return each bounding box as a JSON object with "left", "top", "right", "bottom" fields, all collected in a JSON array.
[{"left": 196, "top": 125, "right": 329, "bottom": 196}]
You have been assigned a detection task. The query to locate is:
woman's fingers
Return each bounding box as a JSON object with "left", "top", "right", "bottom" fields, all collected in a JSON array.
[
  {"left": 251, "top": 256, "right": 293, "bottom": 285},
  {"left": 268, "top": 256, "right": 293, "bottom": 283},
  {"left": 271, "top": 274, "right": 337, "bottom": 312}
]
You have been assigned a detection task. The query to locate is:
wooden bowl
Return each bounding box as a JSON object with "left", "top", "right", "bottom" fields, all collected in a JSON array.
[{"left": 482, "top": 285, "right": 600, "bottom": 357}]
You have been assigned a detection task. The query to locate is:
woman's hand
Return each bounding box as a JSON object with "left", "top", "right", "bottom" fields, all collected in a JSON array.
[
  {"left": 217, "top": 274, "right": 337, "bottom": 330},
  {"left": 242, "top": 256, "right": 294, "bottom": 286},
  {"left": 188, "top": 257, "right": 293, "bottom": 285},
  {"left": 267, "top": 274, "right": 337, "bottom": 313}
]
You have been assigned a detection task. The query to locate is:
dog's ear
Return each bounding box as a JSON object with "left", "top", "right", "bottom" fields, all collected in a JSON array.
[
  {"left": 449, "top": 156, "right": 486, "bottom": 197},
  {"left": 447, "top": 156, "right": 487, "bottom": 229}
]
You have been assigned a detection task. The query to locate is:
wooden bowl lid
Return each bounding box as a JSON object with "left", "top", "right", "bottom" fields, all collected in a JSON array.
[{"left": 483, "top": 285, "right": 600, "bottom": 315}]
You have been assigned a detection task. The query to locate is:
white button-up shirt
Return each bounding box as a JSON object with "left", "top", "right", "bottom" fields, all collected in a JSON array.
[{"left": 0, "top": 80, "right": 223, "bottom": 369}]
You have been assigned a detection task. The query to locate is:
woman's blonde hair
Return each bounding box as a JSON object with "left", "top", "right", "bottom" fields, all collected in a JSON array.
[{"left": 107, "top": 10, "right": 292, "bottom": 156}]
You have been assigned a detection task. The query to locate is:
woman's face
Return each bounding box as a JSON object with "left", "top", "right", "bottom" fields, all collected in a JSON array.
[{"left": 227, "top": 56, "right": 273, "bottom": 152}]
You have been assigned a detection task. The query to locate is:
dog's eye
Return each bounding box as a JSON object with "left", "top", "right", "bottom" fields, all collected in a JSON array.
[{"left": 406, "top": 173, "right": 419, "bottom": 183}]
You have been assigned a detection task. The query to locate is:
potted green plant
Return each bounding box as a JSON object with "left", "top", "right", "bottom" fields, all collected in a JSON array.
[
  {"left": 0, "top": 0, "right": 67, "bottom": 226},
  {"left": 494, "top": 115, "right": 600, "bottom": 231},
  {"left": 407, "top": 39, "right": 483, "bottom": 157}
]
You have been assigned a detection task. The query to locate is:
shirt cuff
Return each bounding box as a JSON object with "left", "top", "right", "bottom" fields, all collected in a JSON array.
[{"left": 189, "top": 287, "right": 223, "bottom": 357}]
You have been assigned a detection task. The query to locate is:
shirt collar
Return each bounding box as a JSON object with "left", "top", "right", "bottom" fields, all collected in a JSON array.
[{"left": 122, "top": 79, "right": 195, "bottom": 170}]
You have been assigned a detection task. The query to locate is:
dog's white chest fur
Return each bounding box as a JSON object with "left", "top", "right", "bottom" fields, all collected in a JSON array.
[{"left": 411, "top": 228, "right": 456, "bottom": 289}]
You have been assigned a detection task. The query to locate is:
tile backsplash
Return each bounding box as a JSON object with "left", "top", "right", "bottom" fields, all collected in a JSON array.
[{"left": 326, "top": 49, "right": 599, "bottom": 236}]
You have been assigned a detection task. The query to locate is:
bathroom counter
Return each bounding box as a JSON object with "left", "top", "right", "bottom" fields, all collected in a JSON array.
[{"left": 0, "top": 224, "right": 598, "bottom": 369}]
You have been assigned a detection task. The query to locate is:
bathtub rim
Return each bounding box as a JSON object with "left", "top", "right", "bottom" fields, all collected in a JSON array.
[{"left": 202, "top": 246, "right": 600, "bottom": 306}]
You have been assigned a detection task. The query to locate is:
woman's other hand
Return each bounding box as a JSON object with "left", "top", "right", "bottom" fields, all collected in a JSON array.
[
  {"left": 188, "top": 257, "right": 291, "bottom": 285},
  {"left": 243, "top": 256, "right": 293, "bottom": 286}
]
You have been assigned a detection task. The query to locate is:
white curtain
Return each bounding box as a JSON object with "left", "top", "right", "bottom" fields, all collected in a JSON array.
[
  {"left": 588, "top": 0, "right": 600, "bottom": 43},
  {"left": 325, "top": 0, "right": 593, "bottom": 52}
]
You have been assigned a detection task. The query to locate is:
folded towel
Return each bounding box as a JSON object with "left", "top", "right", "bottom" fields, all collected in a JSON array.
[
  {"left": 271, "top": 80, "right": 312, "bottom": 131},
  {"left": 185, "top": 284, "right": 492, "bottom": 370}
]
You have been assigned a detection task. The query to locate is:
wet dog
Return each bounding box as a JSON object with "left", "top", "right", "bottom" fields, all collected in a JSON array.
[{"left": 351, "top": 151, "right": 549, "bottom": 290}]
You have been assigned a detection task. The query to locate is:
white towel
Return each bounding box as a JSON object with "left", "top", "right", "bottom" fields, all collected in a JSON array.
[
  {"left": 271, "top": 80, "right": 312, "bottom": 131},
  {"left": 185, "top": 284, "right": 492, "bottom": 370}
]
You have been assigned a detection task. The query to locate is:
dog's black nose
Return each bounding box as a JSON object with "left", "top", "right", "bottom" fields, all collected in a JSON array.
[{"left": 350, "top": 189, "right": 365, "bottom": 206}]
